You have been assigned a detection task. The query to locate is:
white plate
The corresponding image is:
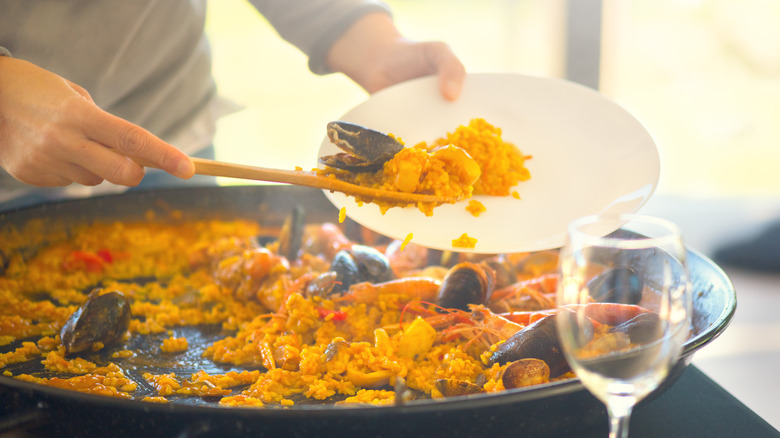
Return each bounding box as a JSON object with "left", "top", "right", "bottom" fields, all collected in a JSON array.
[{"left": 318, "top": 73, "right": 659, "bottom": 254}]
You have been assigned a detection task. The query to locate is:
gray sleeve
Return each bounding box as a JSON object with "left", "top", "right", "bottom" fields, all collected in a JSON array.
[
  {"left": 0, "top": 46, "right": 11, "bottom": 57},
  {"left": 248, "top": 0, "right": 392, "bottom": 75}
]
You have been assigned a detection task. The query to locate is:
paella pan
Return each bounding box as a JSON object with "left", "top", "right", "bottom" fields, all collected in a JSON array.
[{"left": 0, "top": 185, "right": 736, "bottom": 437}]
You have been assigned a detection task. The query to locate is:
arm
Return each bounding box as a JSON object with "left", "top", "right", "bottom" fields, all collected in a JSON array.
[
  {"left": 325, "top": 11, "right": 466, "bottom": 101},
  {"left": 251, "top": 0, "right": 465, "bottom": 100},
  {"left": 0, "top": 55, "right": 194, "bottom": 187}
]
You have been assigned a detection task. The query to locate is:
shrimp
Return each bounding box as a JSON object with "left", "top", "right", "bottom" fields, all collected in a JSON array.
[
  {"left": 335, "top": 277, "right": 441, "bottom": 305},
  {"left": 404, "top": 304, "right": 525, "bottom": 355},
  {"left": 488, "top": 273, "right": 558, "bottom": 313},
  {"left": 385, "top": 240, "right": 430, "bottom": 277}
]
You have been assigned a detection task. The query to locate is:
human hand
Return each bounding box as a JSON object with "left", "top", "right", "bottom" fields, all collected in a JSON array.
[
  {"left": 326, "top": 12, "right": 466, "bottom": 101},
  {"left": 0, "top": 57, "right": 195, "bottom": 188}
]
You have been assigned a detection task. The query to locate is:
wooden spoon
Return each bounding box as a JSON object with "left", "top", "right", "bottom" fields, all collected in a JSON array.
[{"left": 190, "top": 157, "right": 462, "bottom": 205}]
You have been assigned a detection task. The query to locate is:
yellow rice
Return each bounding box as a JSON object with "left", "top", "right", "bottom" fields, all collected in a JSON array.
[
  {"left": 320, "top": 118, "right": 530, "bottom": 216},
  {"left": 0, "top": 214, "right": 568, "bottom": 408},
  {"left": 421, "top": 118, "right": 531, "bottom": 196}
]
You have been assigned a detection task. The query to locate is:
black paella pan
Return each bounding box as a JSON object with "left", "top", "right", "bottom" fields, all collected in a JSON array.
[{"left": 0, "top": 185, "right": 736, "bottom": 437}]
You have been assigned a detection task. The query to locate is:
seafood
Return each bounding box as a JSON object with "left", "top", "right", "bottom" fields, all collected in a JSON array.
[
  {"left": 428, "top": 144, "right": 482, "bottom": 187},
  {"left": 278, "top": 205, "right": 306, "bottom": 261},
  {"left": 384, "top": 240, "right": 429, "bottom": 277},
  {"left": 488, "top": 273, "right": 557, "bottom": 313},
  {"left": 60, "top": 289, "right": 132, "bottom": 355},
  {"left": 610, "top": 312, "right": 662, "bottom": 344},
  {"left": 488, "top": 314, "right": 571, "bottom": 378},
  {"left": 487, "top": 303, "right": 654, "bottom": 378},
  {"left": 336, "top": 277, "right": 442, "bottom": 305},
  {"left": 437, "top": 262, "right": 496, "bottom": 311},
  {"left": 1, "top": 215, "right": 682, "bottom": 408},
  {"left": 306, "top": 244, "right": 395, "bottom": 297},
  {"left": 319, "top": 121, "right": 404, "bottom": 172},
  {"left": 502, "top": 358, "right": 550, "bottom": 389},
  {"left": 398, "top": 304, "right": 524, "bottom": 359},
  {"left": 587, "top": 266, "right": 643, "bottom": 304},
  {"left": 435, "top": 378, "right": 485, "bottom": 397},
  {"left": 302, "top": 222, "right": 352, "bottom": 260},
  {"left": 479, "top": 255, "right": 517, "bottom": 290}
]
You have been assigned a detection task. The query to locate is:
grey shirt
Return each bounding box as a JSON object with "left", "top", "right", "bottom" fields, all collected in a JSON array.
[{"left": 0, "top": 0, "right": 389, "bottom": 196}]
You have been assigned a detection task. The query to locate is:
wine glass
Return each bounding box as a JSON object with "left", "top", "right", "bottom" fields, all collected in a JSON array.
[{"left": 556, "top": 214, "right": 692, "bottom": 438}]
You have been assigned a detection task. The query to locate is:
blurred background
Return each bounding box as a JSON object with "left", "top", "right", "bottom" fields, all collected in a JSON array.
[{"left": 205, "top": 0, "right": 780, "bottom": 429}]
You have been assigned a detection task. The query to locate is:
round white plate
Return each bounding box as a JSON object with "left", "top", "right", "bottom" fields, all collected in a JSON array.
[{"left": 318, "top": 73, "right": 659, "bottom": 254}]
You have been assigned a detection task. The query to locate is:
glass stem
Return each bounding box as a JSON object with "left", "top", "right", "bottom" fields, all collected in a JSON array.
[{"left": 608, "top": 404, "right": 633, "bottom": 438}]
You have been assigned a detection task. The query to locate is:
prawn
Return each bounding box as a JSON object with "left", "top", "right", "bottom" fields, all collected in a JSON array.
[
  {"left": 488, "top": 273, "right": 557, "bottom": 313},
  {"left": 335, "top": 277, "right": 441, "bottom": 305}
]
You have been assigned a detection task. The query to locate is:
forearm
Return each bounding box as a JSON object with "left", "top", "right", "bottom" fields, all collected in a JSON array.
[
  {"left": 248, "top": 0, "right": 391, "bottom": 74},
  {"left": 324, "top": 11, "right": 403, "bottom": 91}
]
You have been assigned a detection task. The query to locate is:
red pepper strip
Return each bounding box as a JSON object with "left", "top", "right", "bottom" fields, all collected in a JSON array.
[
  {"left": 317, "top": 307, "right": 347, "bottom": 321},
  {"left": 96, "top": 249, "right": 113, "bottom": 263},
  {"left": 62, "top": 251, "right": 106, "bottom": 273}
]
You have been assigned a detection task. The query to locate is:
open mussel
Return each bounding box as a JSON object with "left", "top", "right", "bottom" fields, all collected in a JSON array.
[
  {"left": 587, "top": 266, "right": 643, "bottom": 304},
  {"left": 60, "top": 289, "right": 132, "bottom": 355},
  {"left": 502, "top": 358, "right": 550, "bottom": 389},
  {"left": 319, "top": 121, "right": 404, "bottom": 172}
]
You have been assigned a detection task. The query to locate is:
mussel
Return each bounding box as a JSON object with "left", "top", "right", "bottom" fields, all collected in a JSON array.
[
  {"left": 435, "top": 378, "right": 486, "bottom": 397},
  {"left": 319, "top": 121, "right": 404, "bottom": 172},
  {"left": 479, "top": 255, "right": 516, "bottom": 289},
  {"left": 0, "top": 250, "right": 8, "bottom": 277},
  {"left": 351, "top": 245, "right": 395, "bottom": 284},
  {"left": 610, "top": 312, "right": 662, "bottom": 344},
  {"left": 306, "top": 244, "right": 395, "bottom": 297},
  {"left": 437, "top": 262, "right": 496, "bottom": 311},
  {"left": 502, "top": 358, "right": 550, "bottom": 389},
  {"left": 488, "top": 314, "right": 579, "bottom": 378},
  {"left": 60, "top": 289, "right": 132, "bottom": 355},
  {"left": 278, "top": 205, "right": 305, "bottom": 261},
  {"left": 587, "top": 266, "right": 643, "bottom": 304}
]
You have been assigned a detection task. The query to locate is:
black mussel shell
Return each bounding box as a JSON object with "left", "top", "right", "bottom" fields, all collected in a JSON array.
[
  {"left": 587, "top": 267, "right": 643, "bottom": 304},
  {"left": 0, "top": 250, "right": 8, "bottom": 277},
  {"left": 480, "top": 255, "right": 516, "bottom": 289},
  {"left": 610, "top": 312, "right": 662, "bottom": 344},
  {"left": 488, "top": 315, "right": 574, "bottom": 378},
  {"left": 318, "top": 153, "right": 384, "bottom": 172},
  {"left": 348, "top": 245, "right": 394, "bottom": 284},
  {"left": 279, "top": 205, "right": 305, "bottom": 261},
  {"left": 326, "top": 121, "right": 404, "bottom": 162},
  {"left": 435, "top": 378, "right": 485, "bottom": 397},
  {"left": 320, "top": 121, "right": 404, "bottom": 172},
  {"left": 60, "top": 289, "right": 132, "bottom": 355},
  {"left": 305, "top": 271, "right": 341, "bottom": 298},
  {"left": 438, "top": 262, "right": 495, "bottom": 311},
  {"left": 328, "top": 250, "right": 361, "bottom": 295}
]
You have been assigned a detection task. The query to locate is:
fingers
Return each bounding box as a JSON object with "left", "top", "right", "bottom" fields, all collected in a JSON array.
[
  {"left": 367, "top": 40, "right": 466, "bottom": 101},
  {"left": 422, "top": 42, "right": 466, "bottom": 101},
  {"left": 79, "top": 108, "right": 195, "bottom": 180},
  {"left": 0, "top": 58, "right": 191, "bottom": 189},
  {"left": 67, "top": 139, "right": 146, "bottom": 186}
]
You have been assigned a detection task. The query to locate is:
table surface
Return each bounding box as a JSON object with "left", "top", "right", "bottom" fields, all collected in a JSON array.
[
  {"left": 0, "top": 366, "right": 777, "bottom": 437},
  {"left": 600, "top": 366, "right": 779, "bottom": 438}
]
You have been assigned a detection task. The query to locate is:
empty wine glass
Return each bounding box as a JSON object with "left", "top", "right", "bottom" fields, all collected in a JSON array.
[{"left": 556, "top": 214, "right": 691, "bottom": 438}]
